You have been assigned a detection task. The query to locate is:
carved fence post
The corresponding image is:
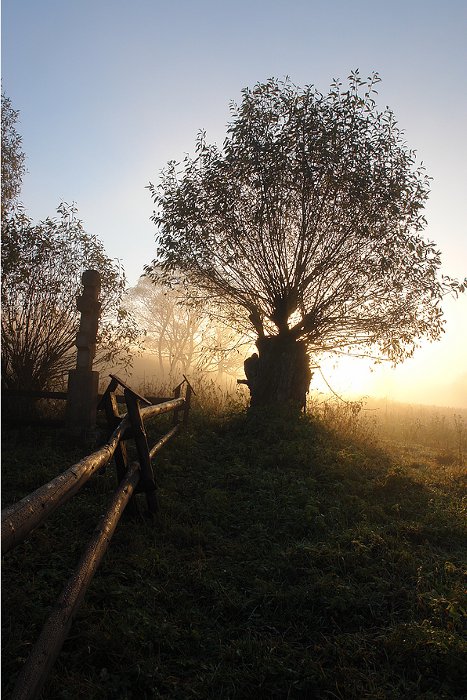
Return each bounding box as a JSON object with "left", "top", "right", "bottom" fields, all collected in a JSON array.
[{"left": 66, "top": 270, "right": 101, "bottom": 436}]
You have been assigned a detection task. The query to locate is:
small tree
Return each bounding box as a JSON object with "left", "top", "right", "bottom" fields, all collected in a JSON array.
[
  {"left": 147, "top": 73, "right": 465, "bottom": 408},
  {"left": 125, "top": 276, "right": 246, "bottom": 381},
  {"left": 1, "top": 204, "right": 139, "bottom": 391},
  {"left": 1, "top": 92, "right": 26, "bottom": 218}
]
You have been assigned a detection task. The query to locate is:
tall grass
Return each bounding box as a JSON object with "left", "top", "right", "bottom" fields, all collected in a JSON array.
[{"left": 307, "top": 393, "right": 467, "bottom": 466}]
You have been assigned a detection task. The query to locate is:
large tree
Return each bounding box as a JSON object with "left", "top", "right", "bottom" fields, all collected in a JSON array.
[
  {"left": 1, "top": 204, "right": 140, "bottom": 391},
  {"left": 147, "top": 73, "right": 465, "bottom": 408}
]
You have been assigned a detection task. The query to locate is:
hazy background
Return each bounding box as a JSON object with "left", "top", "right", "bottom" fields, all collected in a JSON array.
[{"left": 2, "top": 0, "right": 466, "bottom": 406}]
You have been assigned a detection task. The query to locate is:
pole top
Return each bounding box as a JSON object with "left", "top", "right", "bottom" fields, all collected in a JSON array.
[{"left": 81, "top": 270, "right": 101, "bottom": 288}]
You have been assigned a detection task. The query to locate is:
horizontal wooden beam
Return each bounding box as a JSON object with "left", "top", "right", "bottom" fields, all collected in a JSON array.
[
  {"left": 139, "top": 397, "right": 185, "bottom": 422},
  {"left": 1, "top": 397, "right": 185, "bottom": 553},
  {"left": 1, "top": 417, "right": 129, "bottom": 553},
  {"left": 149, "top": 424, "right": 180, "bottom": 460},
  {"left": 10, "top": 461, "right": 141, "bottom": 700},
  {"left": 113, "top": 394, "right": 173, "bottom": 405}
]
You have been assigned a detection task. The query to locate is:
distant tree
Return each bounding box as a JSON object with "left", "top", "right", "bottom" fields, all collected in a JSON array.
[
  {"left": 147, "top": 73, "right": 465, "bottom": 408},
  {"left": 1, "top": 204, "right": 140, "bottom": 391},
  {"left": 1, "top": 92, "right": 26, "bottom": 218},
  {"left": 125, "top": 276, "right": 245, "bottom": 380}
]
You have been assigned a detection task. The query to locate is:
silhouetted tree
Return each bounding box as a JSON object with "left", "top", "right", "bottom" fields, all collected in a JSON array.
[
  {"left": 1, "top": 92, "right": 26, "bottom": 218},
  {"left": 125, "top": 276, "right": 245, "bottom": 380},
  {"left": 147, "top": 73, "right": 465, "bottom": 408},
  {"left": 1, "top": 204, "right": 140, "bottom": 391}
]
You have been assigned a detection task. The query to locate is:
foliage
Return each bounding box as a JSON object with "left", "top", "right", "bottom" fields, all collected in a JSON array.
[
  {"left": 1, "top": 91, "right": 26, "bottom": 218},
  {"left": 125, "top": 276, "right": 248, "bottom": 380},
  {"left": 1, "top": 203, "right": 140, "bottom": 391},
  {"left": 147, "top": 72, "right": 465, "bottom": 365},
  {"left": 2, "top": 400, "right": 466, "bottom": 698}
]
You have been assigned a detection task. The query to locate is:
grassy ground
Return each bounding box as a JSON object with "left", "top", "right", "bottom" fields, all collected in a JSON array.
[{"left": 2, "top": 399, "right": 466, "bottom": 699}]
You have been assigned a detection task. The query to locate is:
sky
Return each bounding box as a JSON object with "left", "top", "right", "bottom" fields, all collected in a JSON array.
[{"left": 2, "top": 0, "right": 466, "bottom": 407}]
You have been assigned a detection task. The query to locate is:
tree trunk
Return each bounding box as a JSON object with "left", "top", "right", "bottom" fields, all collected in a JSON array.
[{"left": 245, "top": 335, "right": 311, "bottom": 409}]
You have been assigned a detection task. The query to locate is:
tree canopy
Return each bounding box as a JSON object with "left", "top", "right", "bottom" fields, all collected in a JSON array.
[
  {"left": 147, "top": 73, "right": 464, "bottom": 380},
  {"left": 1, "top": 204, "right": 140, "bottom": 391}
]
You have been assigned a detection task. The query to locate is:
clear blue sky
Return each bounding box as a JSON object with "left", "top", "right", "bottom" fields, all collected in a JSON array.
[{"left": 2, "top": 0, "right": 466, "bottom": 405}]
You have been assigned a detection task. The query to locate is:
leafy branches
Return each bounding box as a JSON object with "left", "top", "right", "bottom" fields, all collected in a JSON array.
[
  {"left": 1, "top": 204, "right": 140, "bottom": 390},
  {"left": 1, "top": 91, "right": 26, "bottom": 218},
  {"left": 147, "top": 73, "right": 465, "bottom": 365}
]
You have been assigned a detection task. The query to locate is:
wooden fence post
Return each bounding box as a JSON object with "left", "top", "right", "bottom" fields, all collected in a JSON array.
[
  {"left": 182, "top": 375, "right": 195, "bottom": 426},
  {"left": 124, "top": 390, "right": 159, "bottom": 514},
  {"left": 172, "top": 381, "right": 183, "bottom": 427},
  {"left": 66, "top": 270, "right": 101, "bottom": 437},
  {"left": 99, "top": 378, "right": 140, "bottom": 516}
]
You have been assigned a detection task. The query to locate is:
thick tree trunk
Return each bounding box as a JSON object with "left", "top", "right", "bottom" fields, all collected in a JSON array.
[{"left": 245, "top": 335, "right": 311, "bottom": 409}]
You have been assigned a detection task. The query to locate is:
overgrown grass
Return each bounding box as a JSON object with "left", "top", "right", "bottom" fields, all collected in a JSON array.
[{"left": 2, "top": 399, "right": 466, "bottom": 699}]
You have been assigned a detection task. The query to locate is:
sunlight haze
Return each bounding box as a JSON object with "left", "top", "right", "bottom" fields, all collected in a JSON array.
[{"left": 2, "top": 0, "right": 466, "bottom": 407}]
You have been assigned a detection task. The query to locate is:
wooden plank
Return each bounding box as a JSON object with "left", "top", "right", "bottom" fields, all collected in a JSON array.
[
  {"left": 96, "top": 376, "right": 119, "bottom": 411},
  {"left": 139, "top": 397, "right": 185, "bottom": 422},
  {"left": 10, "top": 462, "right": 141, "bottom": 700},
  {"left": 172, "top": 383, "right": 182, "bottom": 427},
  {"left": 1, "top": 416, "right": 129, "bottom": 553},
  {"left": 182, "top": 374, "right": 197, "bottom": 396},
  {"left": 109, "top": 374, "right": 152, "bottom": 406},
  {"left": 1, "top": 397, "right": 184, "bottom": 553},
  {"left": 149, "top": 424, "right": 180, "bottom": 460},
  {"left": 183, "top": 383, "right": 192, "bottom": 426},
  {"left": 113, "top": 395, "right": 173, "bottom": 405},
  {"left": 102, "top": 389, "right": 138, "bottom": 516},
  {"left": 125, "top": 391, "right": 158, "bottom": 513}
]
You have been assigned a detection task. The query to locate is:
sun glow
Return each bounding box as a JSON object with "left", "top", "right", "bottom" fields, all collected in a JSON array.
[
  {"left": 311, "top": 297, "right": 467, "bottom": 410},
  {"left": 311, "top": 355, "right": 377, "bottom": 400}
]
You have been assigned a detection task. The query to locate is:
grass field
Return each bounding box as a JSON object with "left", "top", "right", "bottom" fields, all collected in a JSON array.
[{"left": 2, "top": 395, "right": 466, "bottom": 699}]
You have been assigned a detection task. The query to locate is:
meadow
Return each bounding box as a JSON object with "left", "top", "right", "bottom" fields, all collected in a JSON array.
[{"left": 2, "top": 391, "right": 466, "bottom": 699}]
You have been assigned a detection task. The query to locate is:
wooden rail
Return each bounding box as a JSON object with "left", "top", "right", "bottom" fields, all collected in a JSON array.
[{"left": 2, "top": 375, "right": 194, "bottom": 700}]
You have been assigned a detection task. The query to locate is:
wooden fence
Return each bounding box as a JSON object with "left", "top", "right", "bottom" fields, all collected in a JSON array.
[
  {"left": 2, "top": 387, "right": 187, "bottom": 428},
  {"left": 2, "top": 373, "right": 194, "bottom": 700}
]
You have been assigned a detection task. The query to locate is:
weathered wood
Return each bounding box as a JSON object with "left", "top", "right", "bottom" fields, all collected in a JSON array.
[
  {"left": 149, "top": 424, "right": 180, "bottom": 460},
  {"left": 183, "top": 383, "right": 192, "bottom": 425},
  {"left": 111, "top": 394, "right": 181, "bottom": 406},
  {"left": 102, "top": 390, "right": 125, "bottom": 469},
  {"left": 66, "top": 271, "right": 102, "bottom": 431},
  {"left": 10, "top": 461, "right": 141, "bottom": 700},
  {"left": 182, "top": 374, "right": 197, "bottom": 396},
  {"left": 96, "top": 375, "right": 119, "bottom": 412},
  {"left": 2, "top": 397, "right": 185, "bottom": 553},
  {"left": 113, "top": 394, "right": 173, "bottom": 405},
  {"left": 102, "top": 387, "right": 138, "bottom": 516},
  {"left": 172, "top": 383, "right": 182, "bottom": 427},
  {"left": 4, "top": 377, "right": 189, "bottom": 697},
  {"left": 139, "top": 397, "right": 185, "bottom": 422},
  {"left": 109, "top": 373, "right": 151, "bottom": 406},
  {"left": 125, "top": 390, "right": 158, "bottom": 513},
  {"left": 1, "top": 416, "right": 129, "bottom": 553}
]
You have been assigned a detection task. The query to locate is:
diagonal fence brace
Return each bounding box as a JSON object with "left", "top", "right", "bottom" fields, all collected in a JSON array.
[{"left": 124, "top": 389, "right": 158, "bottom": 514}]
